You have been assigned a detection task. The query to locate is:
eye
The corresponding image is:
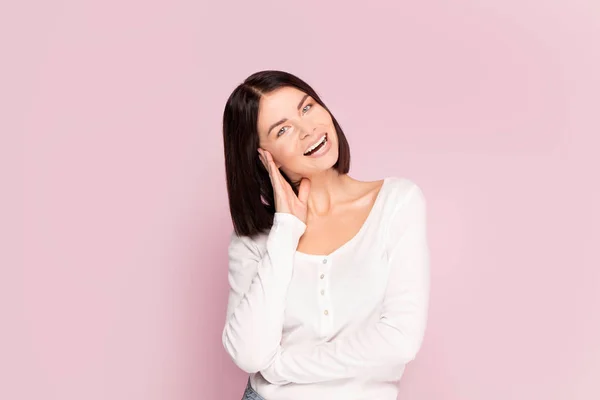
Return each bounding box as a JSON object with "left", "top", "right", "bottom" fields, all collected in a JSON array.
[
  {"left": 276, "top": 103, "right": 314, "bottom": 137},
  {"left": 276, "top": 126, "right": 289, "bottom": 137}
]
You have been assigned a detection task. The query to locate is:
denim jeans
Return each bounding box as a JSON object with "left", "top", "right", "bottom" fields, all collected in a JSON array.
[{"left": 241, "top": 377, "right": 266, "bottom": 400}]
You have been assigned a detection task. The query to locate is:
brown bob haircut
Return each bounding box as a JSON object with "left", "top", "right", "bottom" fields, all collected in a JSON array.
[{"left": 222, "top": 70, "right": 351, "bottom": 237}]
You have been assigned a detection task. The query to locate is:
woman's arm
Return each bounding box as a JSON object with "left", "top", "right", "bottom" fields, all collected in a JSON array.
[
  {"left": 222, "top": 212, "right": 306, "bottom": 374},
  {"left": 260, "top": 184, "right": 430, "bottom": 384}
]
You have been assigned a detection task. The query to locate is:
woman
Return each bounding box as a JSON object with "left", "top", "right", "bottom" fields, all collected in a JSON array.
[{"left": 221, "top": 70, "right": 430, "bottom": 400}]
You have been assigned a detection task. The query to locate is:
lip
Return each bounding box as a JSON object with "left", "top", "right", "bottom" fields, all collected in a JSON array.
[
  {"left": 305, "top": 133, "right": 332, "bottom": 158},
  {"left": 304, "top": 133, "right": 327, "bottom": 154}
]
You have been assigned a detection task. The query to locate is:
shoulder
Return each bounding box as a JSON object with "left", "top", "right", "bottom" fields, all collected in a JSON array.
[
  {"left": 380, "top": 177, "right": 428, "bottom": 247},
  {"left": 382, "top": 176, "right": 427, "bottom": 212},
  {"left": 228, "top": 228, "right": 269, "bottom": 261}
]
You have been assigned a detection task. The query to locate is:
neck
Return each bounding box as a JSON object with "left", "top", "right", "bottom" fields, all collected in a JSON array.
[{"left": 304, "top": 169, "right": 353, "bottom": 217}]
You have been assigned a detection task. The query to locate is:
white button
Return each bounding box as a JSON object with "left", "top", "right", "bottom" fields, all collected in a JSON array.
[
  {"left": 322, "top": 258, "right": 327, "bottom": 264},
  {"left": 320, "top": 289, "right": 325, "bottom": 295},
  {"left": 320, "top": 274, "right": 325, "bottom": 279},
  {"left": 324, "top": 310, "right": 329, "bottom": 315}
]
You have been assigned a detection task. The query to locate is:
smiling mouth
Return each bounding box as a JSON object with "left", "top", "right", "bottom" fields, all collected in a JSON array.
[{"left": 304, "top": 133, "right": 328, "bottom": 156}]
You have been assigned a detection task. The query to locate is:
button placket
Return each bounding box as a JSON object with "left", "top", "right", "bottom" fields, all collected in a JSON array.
[{"left": 318, "top": 256, "right": 333, "bottom": 334}]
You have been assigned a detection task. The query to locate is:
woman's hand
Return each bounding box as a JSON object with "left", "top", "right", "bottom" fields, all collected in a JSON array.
[{"left": 258, "top": 148, "right": 311, "bottom": 224}]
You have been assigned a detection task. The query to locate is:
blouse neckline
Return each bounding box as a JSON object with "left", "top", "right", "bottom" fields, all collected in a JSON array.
[{"left": 295, "top": 177, "right": 391, "bottom": 260}]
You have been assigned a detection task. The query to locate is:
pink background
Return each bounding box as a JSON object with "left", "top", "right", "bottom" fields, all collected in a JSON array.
[{"left": 6, "top": 0, "right": 599, "bottom": 399}]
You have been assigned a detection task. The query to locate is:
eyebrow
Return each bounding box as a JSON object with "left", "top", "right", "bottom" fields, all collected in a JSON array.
[{"left": 267, "top": 93, "right": 310, "bottom": 136}]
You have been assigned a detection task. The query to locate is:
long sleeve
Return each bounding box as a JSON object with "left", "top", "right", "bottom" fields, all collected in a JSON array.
[
  {"left": 260, "top": 184, "right": 430, "bottom": 384},
  {"left": 222, "top": 212, "right": 307, "bottom": 374}
]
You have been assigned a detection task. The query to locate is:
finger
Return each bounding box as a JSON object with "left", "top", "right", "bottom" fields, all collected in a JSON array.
[
  {"left": 263, "top": 151, "right": 300, "bottom": 201},
  {"left": 263, "top": 150, "right": 283, "bottom": 193},
  {"left": 261, "top": 149, "right": 272, "bottom": 174},
  {"left": 265, "top": 150, "right": 284, "bottom": 179},
  {"left": 257, "top": 149, "right": 267, "bottom": 169},
  {"left": 297, "top": 178, "right": 311, "bottom": 204},
  {"left": 260, "top": 150, "right": 275, "bottom": 182}
]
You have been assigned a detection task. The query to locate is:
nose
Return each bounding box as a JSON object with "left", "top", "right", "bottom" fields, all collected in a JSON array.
[{"left": 298, "top": 122, "right": 316, "bottom": 139}]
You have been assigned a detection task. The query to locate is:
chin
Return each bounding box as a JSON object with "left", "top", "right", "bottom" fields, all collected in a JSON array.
[{"left": 300, "top": 155, "right": 340, "bottom": 178}]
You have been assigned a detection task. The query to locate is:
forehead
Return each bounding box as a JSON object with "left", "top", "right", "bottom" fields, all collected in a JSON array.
[
  {"left": 257, "top": 86, "right": 307, "bottom": 128},
  {"left": 260, "top": 86, "right": 306, "bottom": 110}
]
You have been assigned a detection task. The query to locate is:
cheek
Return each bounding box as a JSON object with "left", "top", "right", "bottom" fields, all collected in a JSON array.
[
  {"left": 315, "top": 108, "right": 334, "bottom": 123},
  {"left": 270, "top": 143, "right": 300, "bottom": 165}
]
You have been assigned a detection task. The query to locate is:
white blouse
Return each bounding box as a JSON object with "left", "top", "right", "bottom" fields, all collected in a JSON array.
[{"left": 222, "top": 176, "right": 430, "bottom": 400}]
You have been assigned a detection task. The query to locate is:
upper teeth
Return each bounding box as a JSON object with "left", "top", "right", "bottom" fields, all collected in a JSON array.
[{"left": 304, "top": 135, "right": 326, "bottom": 155}]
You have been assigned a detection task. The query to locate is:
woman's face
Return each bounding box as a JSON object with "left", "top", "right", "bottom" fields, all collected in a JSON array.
[{"left": 256, "top": 86, "right": 339, "bottom": 181}]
